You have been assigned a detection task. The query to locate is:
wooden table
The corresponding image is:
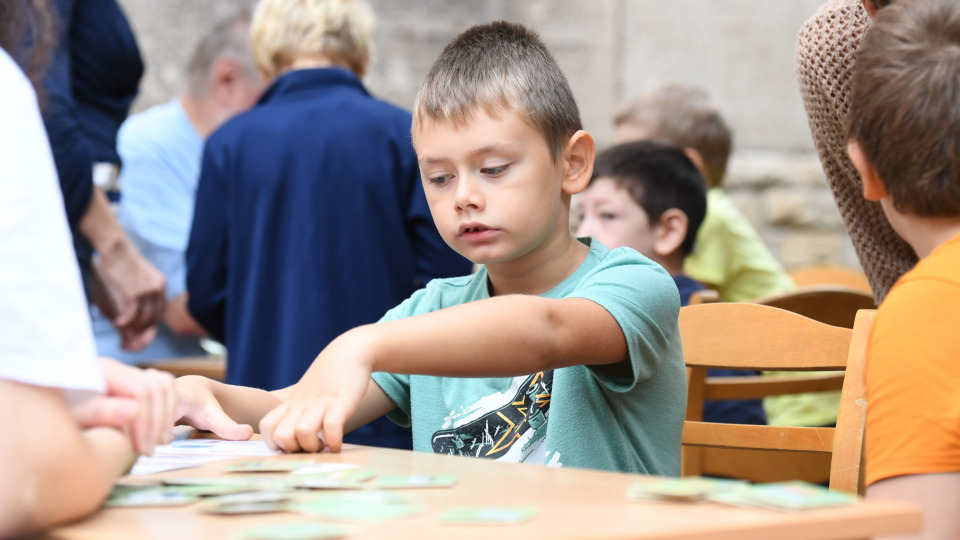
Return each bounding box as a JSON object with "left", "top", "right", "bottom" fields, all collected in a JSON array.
[{"left": 46, "top": 445, "right": 920, "bottom": 540}]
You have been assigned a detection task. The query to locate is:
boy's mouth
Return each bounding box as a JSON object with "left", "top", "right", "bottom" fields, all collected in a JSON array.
[{"left": 458, "top": 223, "right": 497, "bottom": 240}]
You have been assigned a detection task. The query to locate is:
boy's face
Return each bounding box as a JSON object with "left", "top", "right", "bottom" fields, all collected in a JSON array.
[
  {"left": 576, "top": 177, "right": 660, "bottom": 259},
  {"left": 413, "top": 108, "right": 574, "bottom": 269}
]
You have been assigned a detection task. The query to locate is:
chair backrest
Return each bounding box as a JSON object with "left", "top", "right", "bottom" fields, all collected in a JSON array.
[
  {"left": 788, "top": 265, "right": 872, "bottom": 294},
  {"left": 679, "top": 303, "right": 875, "bottom": 494},
  {"left": 751, "top": 285, "right": 876, "bottom": 328},
  {"left": 687, "top": 289, "right": 720, "bottom": 305}
]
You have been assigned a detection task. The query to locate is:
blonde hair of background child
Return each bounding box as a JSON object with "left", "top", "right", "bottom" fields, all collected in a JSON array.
[{"left": 250, "top": 0, "right": 373, "bottom": 81}]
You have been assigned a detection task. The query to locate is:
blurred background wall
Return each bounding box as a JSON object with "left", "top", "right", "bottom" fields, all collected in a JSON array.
[{"left": 118, "top": 0, "right": 859, "bottom": 270}]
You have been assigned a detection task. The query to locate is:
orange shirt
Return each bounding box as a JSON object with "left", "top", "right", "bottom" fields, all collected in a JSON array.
[{"left": 865, "top": 231, "right": 960, "bottom": 485}]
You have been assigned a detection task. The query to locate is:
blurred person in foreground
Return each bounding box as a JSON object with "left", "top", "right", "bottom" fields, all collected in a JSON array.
[{"left": 0, "top": 2, "right": 178, "bottom": 536}]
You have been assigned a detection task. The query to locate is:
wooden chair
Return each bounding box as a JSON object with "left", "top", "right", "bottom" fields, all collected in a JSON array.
[
  {"left": 680, "top": 303, "right": 875, "bottom": 494},
  {"left": 752, "top": 285, "right": 876, "bottom": 328},
  {"left": 142, "top": 355, "right": 226, "bottom": 381},
  {"left": 789, "top": 265, "right": 872, "bottom": 295},
  {"left": 687, "top": 289, "right": 720, "bottom": 305}
]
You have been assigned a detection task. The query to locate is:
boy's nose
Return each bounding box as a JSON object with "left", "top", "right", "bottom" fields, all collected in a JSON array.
[{"left": 454, "top": 175, "right": 484, "bottom": 211}]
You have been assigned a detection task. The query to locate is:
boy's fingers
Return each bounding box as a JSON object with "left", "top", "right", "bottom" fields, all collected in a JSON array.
[
  {"left": 259, "top": 406, "right": 284, "bottom": 451},
  {"left": 322, "top": 405, "right": 347, "bottom": 453},
  {"left": 294, "top": 406, "right": 327, "bottom": 453}
]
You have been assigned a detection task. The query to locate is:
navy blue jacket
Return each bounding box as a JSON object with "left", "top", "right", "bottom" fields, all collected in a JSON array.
[
  {"left": 43, "top": 0, "right": 142, "bottom": 226},
  {"left": 187, "top": 68, "right": 472, "bottom": 393}
]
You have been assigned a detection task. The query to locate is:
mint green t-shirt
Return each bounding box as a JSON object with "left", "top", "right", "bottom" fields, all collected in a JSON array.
[{"left": 371, "top": 239, "right": 686, "bottom": 475}]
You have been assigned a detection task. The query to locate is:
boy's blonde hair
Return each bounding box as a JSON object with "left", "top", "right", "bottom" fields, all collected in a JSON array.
[
  {"left": 614, "top": 84, "right": 732, "bottom": 188},
  {"left": 848, "top": 0, "right": 960, "bottom": 217},
  {"left": 250, "top": 0, "right": 373, "bottom": 81},
  {"left": 413, "top": 21, "right": 582, "bottom": 163}
]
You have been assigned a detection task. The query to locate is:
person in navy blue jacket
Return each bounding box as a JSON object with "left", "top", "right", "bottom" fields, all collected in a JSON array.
[
  {"left": 42, "top": 0, "right": 167, "bottom": 352},
  {"left": 186, "top": 0, "right": 472, "bottom": 449}
]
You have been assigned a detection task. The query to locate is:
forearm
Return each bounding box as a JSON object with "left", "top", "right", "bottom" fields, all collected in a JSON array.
[
  {"left": 164, "top": 295, "right": 207, "bottom": 336},
  {"left": 0, "top": 383, "right": 134, "bottom": 537},
  {"left": 209, "top": 378, "right": 282, "bottom": 430},
  {"left": 78, "top": 188, "right": 127, "bottom": 255},
  {"left": 343, "top": 295, "right": 626, "bottom": 378}
]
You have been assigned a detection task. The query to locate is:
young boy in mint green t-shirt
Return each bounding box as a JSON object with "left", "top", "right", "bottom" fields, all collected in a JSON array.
[{"left": 174, "top": 20, "right": 686, "bottom": 475}]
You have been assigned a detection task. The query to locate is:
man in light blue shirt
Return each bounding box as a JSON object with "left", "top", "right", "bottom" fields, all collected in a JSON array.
[{"left": 93, "top": 10, "right": 263, "bottom": 364}]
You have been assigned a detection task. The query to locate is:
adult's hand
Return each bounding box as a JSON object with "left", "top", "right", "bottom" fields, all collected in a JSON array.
[
  {"left": 91, "top": 238, "right": 166, "bottom": 351},
  {"left": 70, "top": 358, "right": 178, "bottom": 455}
]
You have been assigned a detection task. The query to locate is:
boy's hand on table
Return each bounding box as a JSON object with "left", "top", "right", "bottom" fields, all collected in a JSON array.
[
  {"left": 260, "top": 327, "right": 376, "bottom": 453},
  {"left": 174, "top": 375, "right": 254, "bottom": 441},
  {"left": 70, "top": 358, "right": 178, "bottom": 455}
]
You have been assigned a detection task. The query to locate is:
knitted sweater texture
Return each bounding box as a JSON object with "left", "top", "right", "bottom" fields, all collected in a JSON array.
[{"left": 796, "top": 0, "right": 917, "bottom": 302}]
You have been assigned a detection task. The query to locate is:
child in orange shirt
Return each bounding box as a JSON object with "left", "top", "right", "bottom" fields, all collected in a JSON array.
[{"left": 846, "top": 0, "right": 960, "bottom": 537}]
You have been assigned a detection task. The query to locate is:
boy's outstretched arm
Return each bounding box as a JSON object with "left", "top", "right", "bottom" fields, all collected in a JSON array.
[{"left": 261, "top": 295, "right": 626, "bottom": 453}]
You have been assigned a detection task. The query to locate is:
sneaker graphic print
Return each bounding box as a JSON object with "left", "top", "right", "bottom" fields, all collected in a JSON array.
[{"left": 431, "top": 371, "right": 552, "bottom": 461}]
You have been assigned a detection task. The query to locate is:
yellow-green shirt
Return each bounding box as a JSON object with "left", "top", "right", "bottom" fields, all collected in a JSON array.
[{"left": 685, "top": 188, "right": 795, "bottom": 302}]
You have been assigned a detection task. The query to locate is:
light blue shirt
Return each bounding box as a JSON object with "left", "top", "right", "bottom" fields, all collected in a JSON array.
[{"left": 93, "top": 99, "right": 208, "bottom": 363}]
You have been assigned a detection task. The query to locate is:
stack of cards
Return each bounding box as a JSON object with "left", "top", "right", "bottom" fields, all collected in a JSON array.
[
  {"left": 236, "top": 522, "right": 351, "bottom": 540},
  {"left": 627, "top": 477, "right": 750, "bottom": 503},
  {"left": 707, "top": 481, "right": 859, "bottom": 512},
  {"left": 437, "top": 506, "right": 537, "bottom": 525},
  {"left": 290, "top": 491, "right": 421, "bottom": 524}
]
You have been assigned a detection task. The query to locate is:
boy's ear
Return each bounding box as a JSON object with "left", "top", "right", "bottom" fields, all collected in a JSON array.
[
  {"left": 561, "top": 130, "right": 596, "bottom": 195},
  {"left": 653, "top": 209, "right": 688, "bottom": 258},
  {"left": 847, "top": 139, "right": 887, "bottom": 201}
]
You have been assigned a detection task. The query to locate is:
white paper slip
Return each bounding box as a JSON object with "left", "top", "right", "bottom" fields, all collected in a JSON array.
[
  {"left": 152, "top": 439, "right": 282, "bottom": 457},
  {"left": 130, "top": 454, "right": 232, "bottom": 476},
  {"left": 292, "top": 463, "right": 360, "bottom": 475}
]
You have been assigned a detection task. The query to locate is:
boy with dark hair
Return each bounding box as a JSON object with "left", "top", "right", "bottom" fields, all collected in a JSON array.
[
  {"left": 577, "top": 141, "right": 707, "bottom": 303},
  {"left": 577, "top": 141, "right": 765, "bottom": 425},
  {"left": 176, "top": 20, "right": 686, "bottom": 475},
  {"left": 613, "top": 83, "right": 795, "bottom": 304},
  {"left": 846, "top": 0, "right": 960, "bottom": 537}
]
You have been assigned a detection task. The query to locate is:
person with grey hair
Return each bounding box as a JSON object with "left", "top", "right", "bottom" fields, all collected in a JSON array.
[{"left": 92, "top": 9, "right": 264, "bottom": 364}]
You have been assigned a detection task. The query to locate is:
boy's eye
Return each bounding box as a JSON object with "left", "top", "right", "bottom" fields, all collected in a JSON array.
[
  {"left": 480, "top": 165, "right": 508, "bottom": 176},
  {"left": 428, "top": 174, "right": 452, "bottom": 186},
  {"left": 600, "top": 212, "right": 616, "bottom": 220}
]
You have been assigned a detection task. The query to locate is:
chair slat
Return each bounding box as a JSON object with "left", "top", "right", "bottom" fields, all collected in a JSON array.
[
  {"left": 680, "top": 303, "right": 853, "bottom": 370},
  {"left": 704, "top": 373, "right": 844, "bottom": 400},
  {"left": 683, "top": 421, "right": 835, "bottom": 453}
]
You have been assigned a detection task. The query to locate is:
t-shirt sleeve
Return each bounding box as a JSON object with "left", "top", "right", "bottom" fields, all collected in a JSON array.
[
  {"left": 569, "top": 248, "right": 682, "bottom": 393},
  {"left": 865, "top": 278, "right": 960, "bottom": 485},
  {"left": 369, "top": 288, "right": 434, "bottom": 426},
  {"left": 0, "top": 51, "right": 103, "bottom": 391}
]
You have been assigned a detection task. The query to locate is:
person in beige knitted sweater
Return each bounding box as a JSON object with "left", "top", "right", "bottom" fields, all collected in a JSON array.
[{"left": 796, "top": 0, "right": 917, "bottom": 303}]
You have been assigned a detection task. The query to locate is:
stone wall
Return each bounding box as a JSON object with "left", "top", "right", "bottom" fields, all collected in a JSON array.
[{"left": 117, "top": 0, "right": 863, "bottom": 273}]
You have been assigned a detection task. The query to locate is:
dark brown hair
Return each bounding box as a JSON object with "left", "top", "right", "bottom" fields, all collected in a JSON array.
[
  {"left": 848, "top": 0, "right": 960, "bottom": 217},
  {"left": 0, "top": 0, "right": 55, "bottom": 97}
]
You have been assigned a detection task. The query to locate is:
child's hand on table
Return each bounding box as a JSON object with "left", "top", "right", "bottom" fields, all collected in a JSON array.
[
  {"left": 260, "top": 326, "right": 376, "bottom": 453},
  {"left": 174, "top": 375, "right": 254, "bottom": 442}
]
